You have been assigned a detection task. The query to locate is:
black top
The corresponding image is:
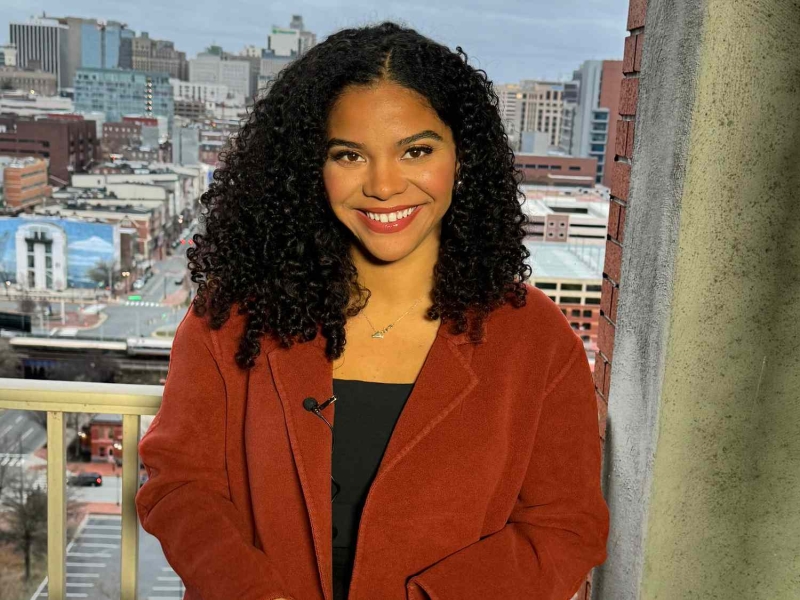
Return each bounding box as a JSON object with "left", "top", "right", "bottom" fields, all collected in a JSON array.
[{"left": 331, "top": 377, "right": 415, "bottom": 600}]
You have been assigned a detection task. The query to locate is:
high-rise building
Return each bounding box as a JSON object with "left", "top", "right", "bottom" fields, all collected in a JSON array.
[
  {"left": 9, "top": 18, "right": 67, "bottom": 89},
  {"left": 558, "top": 60, "right": 622, "bottom": 186},
  {"left": 55, "top": 17, "right": 134, "bottom": 89},
  {"left": 74, "top": 68, "right": 174, "bottom": 126},
  {"left": 129, "top": 32, "right": 188, "bottom": 80},
  {"left": 189, "top": 52, "right": 250, "bottom": 98},
  {"left": 496, "top": 81, "right": 567, "bottom": 152}
]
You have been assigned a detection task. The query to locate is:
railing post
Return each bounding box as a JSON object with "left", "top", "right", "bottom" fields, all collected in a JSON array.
[
  {"left": 46, "top": 411, "right": 66, "bottom": 600},
  {"left": 120, "top": 414, "right": 141, "bottom": 600}
]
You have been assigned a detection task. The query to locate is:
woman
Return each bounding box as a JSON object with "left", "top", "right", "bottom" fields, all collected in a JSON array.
[{"left": 135, "top": 20, "right": 609, "bottom": 600}]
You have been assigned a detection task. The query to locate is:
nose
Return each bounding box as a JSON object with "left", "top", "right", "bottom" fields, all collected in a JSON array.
[{"left": 362, "top": 156, "right": 407, "bottom": 200}]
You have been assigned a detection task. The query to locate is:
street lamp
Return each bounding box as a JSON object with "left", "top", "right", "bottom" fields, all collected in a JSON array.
[{"left": 121, "top": 271, "right": 130, "bottom": 294}]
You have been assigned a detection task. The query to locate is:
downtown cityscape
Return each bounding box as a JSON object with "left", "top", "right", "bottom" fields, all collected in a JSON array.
[
  {"left": 0, "top": 0, "right": 793, "bottom": 599},
  {"left": 2, "top": 7, "right": 622, "bottom": 598}
]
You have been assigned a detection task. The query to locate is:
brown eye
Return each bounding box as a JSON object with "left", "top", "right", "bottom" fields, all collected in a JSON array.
[
  {"left": 403, "top": 145, "right": 433, "bottom": 159},
  {"left": 332, "top": 151, "right": 363, "bottom": 163}
]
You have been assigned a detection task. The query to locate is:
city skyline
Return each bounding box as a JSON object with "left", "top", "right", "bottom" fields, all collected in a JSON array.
[{"left": 0, "top": 0, "right": 629, "bottom": 84}]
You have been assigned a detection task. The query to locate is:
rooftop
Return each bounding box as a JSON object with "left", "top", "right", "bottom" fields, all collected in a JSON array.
[{"left": 524, "top": 240, "right": 605, "bottom": 280}]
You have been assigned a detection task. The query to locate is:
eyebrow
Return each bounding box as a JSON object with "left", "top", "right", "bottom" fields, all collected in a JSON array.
[{"left": 326, "top": 129, "right": 444, "bottom": 151}]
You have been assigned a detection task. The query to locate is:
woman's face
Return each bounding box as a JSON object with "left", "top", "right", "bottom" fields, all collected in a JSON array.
[{"left": 322, "top": 80, "right": 460, "bottom": 264}]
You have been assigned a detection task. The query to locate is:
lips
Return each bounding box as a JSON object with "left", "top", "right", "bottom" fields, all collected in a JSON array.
[{"left": 355, "top": 204, "right": 423, "bottom": 234}]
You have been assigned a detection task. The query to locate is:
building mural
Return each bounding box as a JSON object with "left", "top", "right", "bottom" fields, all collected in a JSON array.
[{"left": 0, "top": 216, "right": 121, "bottom": 290}]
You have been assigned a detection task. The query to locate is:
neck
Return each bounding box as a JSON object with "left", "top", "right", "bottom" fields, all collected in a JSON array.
[{"left": 349, "top": 233, "right": 439, "bottom": 316}]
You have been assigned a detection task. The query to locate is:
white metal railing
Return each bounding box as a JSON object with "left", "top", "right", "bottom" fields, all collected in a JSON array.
[{"left": 0, "top": 378, "right": 162, "bottom": 600}]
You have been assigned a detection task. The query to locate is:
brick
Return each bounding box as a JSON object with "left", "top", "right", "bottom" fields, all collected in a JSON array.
[
  {"left": 615, "top": 119, "right": 629, "bottom": 157},
  {"left": 619, "top": 77, "right": 639, "bottom": 116},
  {"left": 628, "top": 0, "right": 647, "bottom": 30},
  {"left": 626, "top": 120, "right": 636, "bottom": 159},
  {"left": 617, "top": 203, "right": 627, "bottom": 244},
  {"left": 611, "top": 282, "right": 619, "bottom": 322},
  {"left": 611, "top": 161, "right": 631, "bottom": 201},
  {"left": 604, "top": 239, "right": 622, "bottom": 283},
  {"left": 593, "top": 354, "right": 606, "bottom": 395},
  {"left": 634, "top": 33, "right": 645, "bottom": 72},
  {"left": 623, "top": 35, "right": 636, "bottom": 74},
  {"left": 602, "top": 358, "right": 611, "bottom": 398},
  {"left": 597, "top": 392, "right": 608, "bottom": 439},
  {"left": 598, "top": 316, "right": 615, "bottom": 362},
  {"left": 601, "top": 277, "right": 614, "bottom": 320},
  {"left": 607, "top": 200, "right": 620, "bottom": 239}
]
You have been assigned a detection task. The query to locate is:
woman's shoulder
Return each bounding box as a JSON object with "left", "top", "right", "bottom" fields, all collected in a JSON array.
[
  {"left": 175, "top": 299, "right": 259, "bottom": 365},
  {"left": 485, "top": 281, "right": 584, "bottom": 361}
]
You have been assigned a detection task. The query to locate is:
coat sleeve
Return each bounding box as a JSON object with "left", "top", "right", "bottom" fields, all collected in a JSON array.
[
  {"left": 135, "top": 306, "right": 295, "bottom": 600},
  {"left": 406, "top": 336, "right": 610, "bottom": 600}
]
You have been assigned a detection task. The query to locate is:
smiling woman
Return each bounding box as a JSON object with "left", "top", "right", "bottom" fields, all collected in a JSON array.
[{"left": 135, "top": 19, "right": 609, "bottom": 600}]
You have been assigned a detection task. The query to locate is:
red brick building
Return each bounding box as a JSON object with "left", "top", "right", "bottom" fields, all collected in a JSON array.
[
  {"left": 1, "top": 156, "right": 51, "bottom": 210},
  {"left": 0, "top": 114, "right": 98, "bottom": 184},
  {"left": 90, "top": 413, "right": 123, "bottom": 464},
  {"left": 514, "top": 154, "right": 598, "bottom": 187}
]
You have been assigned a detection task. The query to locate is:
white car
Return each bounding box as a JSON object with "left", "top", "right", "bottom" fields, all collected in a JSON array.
[{"left": 132, "top": 279, "right": 145, "bottom": 290}]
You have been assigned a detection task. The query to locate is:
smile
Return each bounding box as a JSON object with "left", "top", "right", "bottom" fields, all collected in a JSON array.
[
  {"left": 355, "top": 205, "right": 423, "bottom": 234},
  {"left": 361, "top": 206, "right": 419, "bottom": 222}
]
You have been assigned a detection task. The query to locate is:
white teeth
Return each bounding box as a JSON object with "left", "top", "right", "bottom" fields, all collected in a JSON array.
[{"left": 365, "top": 206, "right": 417, "bottom": 222}]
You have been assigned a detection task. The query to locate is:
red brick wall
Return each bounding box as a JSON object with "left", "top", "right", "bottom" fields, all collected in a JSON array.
[{"left": 599, "top": 61, "right": 623, "bottom": 189}]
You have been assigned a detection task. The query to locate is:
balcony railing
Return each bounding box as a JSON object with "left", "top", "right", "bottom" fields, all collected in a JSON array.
[{"left": 0, "top": 378, "right": 163, "bottom": 600}]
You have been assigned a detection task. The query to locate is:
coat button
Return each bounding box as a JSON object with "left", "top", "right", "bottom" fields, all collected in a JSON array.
[{"left": 333, "top": 526, "right": 338, "bottom": 539}]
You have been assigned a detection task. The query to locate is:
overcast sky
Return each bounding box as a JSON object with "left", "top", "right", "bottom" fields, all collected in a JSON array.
[{"left": 1, "top": 0, "right": 629, "bottom": 84}]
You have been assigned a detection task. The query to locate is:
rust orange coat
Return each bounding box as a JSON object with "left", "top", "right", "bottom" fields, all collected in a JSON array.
[{"left": 135, "top": 283, "right": 609, "bottom": 600}]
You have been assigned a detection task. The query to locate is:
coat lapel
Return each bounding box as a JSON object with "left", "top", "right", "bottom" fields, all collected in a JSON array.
[{"left": 268, "top": 320, "right": 484, "bottom": 600}]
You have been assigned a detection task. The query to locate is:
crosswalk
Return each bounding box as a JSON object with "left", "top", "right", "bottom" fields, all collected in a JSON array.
[
  {"left": 0, "top": 453, "right": 26, "bottom": 468},
  {"left": 121, "top": 301, "right": 163, "bottom": 307}
]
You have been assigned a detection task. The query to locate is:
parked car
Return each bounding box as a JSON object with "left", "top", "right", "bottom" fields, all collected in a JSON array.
[
  {"left": 68, "top": 472, "right": 103, "bottom": 487},
  {"left": 132, "top": 279, "right": 144, "bottom": 290}
]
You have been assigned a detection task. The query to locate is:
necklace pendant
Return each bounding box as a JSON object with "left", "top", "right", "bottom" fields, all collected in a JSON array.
[{"left": 371, "top": 331, "right": 384, "bottom": 339}]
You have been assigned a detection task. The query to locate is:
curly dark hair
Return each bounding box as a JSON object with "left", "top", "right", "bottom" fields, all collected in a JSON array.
[{"left": 187, "top": 20, "right": 533, "bottom": 370}]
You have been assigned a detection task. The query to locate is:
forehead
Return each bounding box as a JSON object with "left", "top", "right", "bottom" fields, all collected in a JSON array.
[{"left": 327, "top": 82, "right": 444, "bottom": 133}]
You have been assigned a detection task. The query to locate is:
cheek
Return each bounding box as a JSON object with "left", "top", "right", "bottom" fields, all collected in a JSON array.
[
  {"left": 322, "top": 166, "right": 350, "bottom": 205},
  {"left": 416, "top": 164, "right": 456, "bottom": 203}
]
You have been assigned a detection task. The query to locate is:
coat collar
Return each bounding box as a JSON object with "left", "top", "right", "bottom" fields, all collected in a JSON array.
[{"left": 266, "top": 318, "right": 484, "bottom": 600}]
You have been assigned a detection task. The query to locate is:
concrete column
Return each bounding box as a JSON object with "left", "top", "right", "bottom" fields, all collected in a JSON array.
[{"left": 595, "top": 0, "right": 800, "bottom": 598}]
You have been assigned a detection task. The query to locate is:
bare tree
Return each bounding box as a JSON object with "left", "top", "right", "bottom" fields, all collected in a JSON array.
[{"left": 0, "top": 439, "right": 81, "bottom": 582}]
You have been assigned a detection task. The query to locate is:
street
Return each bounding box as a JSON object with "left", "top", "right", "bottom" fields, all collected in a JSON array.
[{"left": 31, "top": 514, "right": 184, "bottom": 600}]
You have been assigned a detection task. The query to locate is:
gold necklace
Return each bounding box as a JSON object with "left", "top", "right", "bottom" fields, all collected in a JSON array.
[{"left": 361, "top": 296, "right": 422, "bottom": 339}]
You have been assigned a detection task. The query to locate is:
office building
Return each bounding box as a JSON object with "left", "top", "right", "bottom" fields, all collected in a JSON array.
[
  {"left": 74, "top": 67, "right": 174, "bottom": 126},
  {"left": 0, "top": 114, "right": 98, "bottom": 184},
  {"left": 189, "top": 52, "right": 250, "bottom": 98},
  {"left": 0, "top": 67, "right": 58, "bottom": 95},
  {"left": 55, "top": 17, "right": 134, "bottom": 89},
  {"left": 0, "top": 157, "right": 52, "bottom": 211},
  {"left": 9, "top": 18, "right": 67, "bottom": 89},
  {"left": 129, "top": 32, "right": 188, "bottom": 80},
  {"left": 496, "top": 80, "right": 567, "bottom": 152},
  {"left": 558, "top": 60, "right": 622, "bottom": 186},
  {"left": 514, "top": 154, "right": 598, "bottom": 187}
]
